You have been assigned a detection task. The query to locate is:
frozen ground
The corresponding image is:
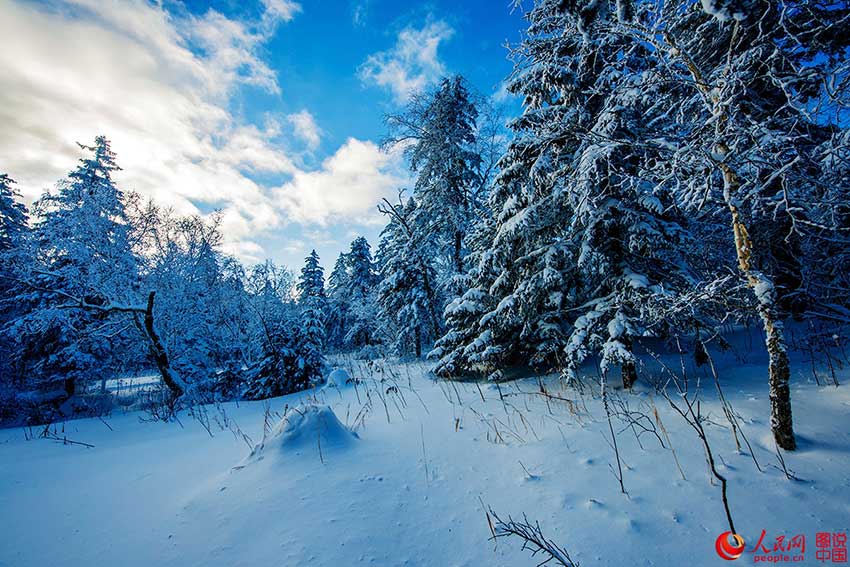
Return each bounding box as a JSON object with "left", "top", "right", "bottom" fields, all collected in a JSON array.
[{"left": 1, "top": 344, "right": 849, "bottom": 566}]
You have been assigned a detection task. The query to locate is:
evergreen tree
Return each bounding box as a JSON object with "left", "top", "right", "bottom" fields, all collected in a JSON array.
[
  {"left": 0, "top": 174, "right": 28, "bottom": 253},
  {"left": 0, "top": 174, "right": 30, "bottom": 418},
  {"left": 378, "top": 196, "right": 443, "bottom": 357},
  {"left": 343, "top": 236, "right": 379, "bottom": 348},
  {"left": 326, "top": 252, "right": 350, "bottom": 349},
  {"left": 385, "top": 75, "right": 483, "bottom": 276},
  {"left": 298, "top": 250, "right": 326, "bottom": 303},
  {"left": 297, "top": 250, "right": 326, "bottom": 348},
  {"left": 16, "top": 137, "right": 140, "bottom": 399}
]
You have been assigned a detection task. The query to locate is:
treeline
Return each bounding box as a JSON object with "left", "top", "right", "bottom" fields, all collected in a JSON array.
[
  {"left": 372, "top": 0, "right": 850, "bottom": 452},
  {"left": 2, "top": 0, "right": 849, "bottom": 454},
  {"left": 0, "top": 138, "right": 325, "bottom": 423}
]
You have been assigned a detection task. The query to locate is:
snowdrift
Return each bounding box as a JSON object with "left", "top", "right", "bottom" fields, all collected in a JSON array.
[
  {"left": 244, "top": 404, "right": 357, "bottom": 464},
  {"left": 323, "top": 368, "right": 355, "bottom": 390}
]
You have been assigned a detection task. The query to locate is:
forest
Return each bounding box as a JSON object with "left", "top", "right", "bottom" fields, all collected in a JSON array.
[{"left": 1, "top": 1, "right": 849, "bottom": 566}]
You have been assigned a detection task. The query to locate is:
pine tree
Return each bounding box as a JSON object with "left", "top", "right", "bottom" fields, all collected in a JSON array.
[
  {"left": 17, "top": 137, "right": 140, "bottom": 399},
  {"left": 297, "top": 249, "right": 326, "bottom": 347},
  {"left": 292, "top": 249, "right": 327, "bottom": 388},
  {"left": 0, "top": 174, "right": 30, "bottom": 418},
  {"left": 298, "top": 250, "right": 326, "bottom": 303},
  {"left": 0, "top": 174, "right": 28, "bottom": 253},
  {"left": 378, "top": 196, "right": 443, "bottom": 357},
  {"left": 326, "top": 252, "right": 350, "bottom": 349},
  {"left": 343, "top": 236, "right": 379, "bottom": 348},
  {"left": 385, "top": 75, "right": 483, "bottom": 275}
]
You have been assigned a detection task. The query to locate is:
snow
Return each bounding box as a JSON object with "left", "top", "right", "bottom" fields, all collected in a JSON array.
[
  {"left": 2, "top": 346, "right": 850, "bottom": 566},
  {"left": 323, "top": 367, "right": 355, "bottom": 390},
  {"left": 700, "top": 0, "right": 753, "bottom": 21},
  {"left": 244, "top": 404, "right": 357, "bottom": 464}
]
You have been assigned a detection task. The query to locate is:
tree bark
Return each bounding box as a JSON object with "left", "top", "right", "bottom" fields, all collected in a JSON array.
[
  {"left": 621, "top": 338, "right": 638, "bottom": 390},
  {"left": 724, "top": 167, "right": 796, "bottom": 450},
  {"left": 658, "top": 27, "right": 796, "bottom": 450},
  {"left": 135, "top": 291, "right": 184, "bottom": 400}
]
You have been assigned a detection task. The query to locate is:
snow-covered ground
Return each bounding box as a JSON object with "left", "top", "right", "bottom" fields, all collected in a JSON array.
[{"left": 1, "top": 346, "right": 849, "bottom": 566}]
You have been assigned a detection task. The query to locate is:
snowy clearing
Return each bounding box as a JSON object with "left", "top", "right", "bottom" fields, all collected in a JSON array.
[{"left": 2, "top": 349, "right": 849, "bottom": 567}]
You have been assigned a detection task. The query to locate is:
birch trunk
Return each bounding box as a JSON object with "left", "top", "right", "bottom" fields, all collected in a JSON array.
[
  {"left": 722, "top": 165, "right": 796, "bottom": 450},
  {"left": 661, "top": 27, "right": 796, "bottom": 450}
]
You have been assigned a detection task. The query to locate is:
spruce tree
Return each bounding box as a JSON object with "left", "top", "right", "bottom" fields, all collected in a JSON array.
[
  {"left": 343, "top": 237, "right": 379, "bottom": 348},
  {"left": 0, "top": 174, "right": 30, "bottom": 416},
  {"left": 19, "top": 137, "right": 140, "bottom": 398},
  {"left": 378, "top": 196, "right": 443, "bottom": 357},
  {"left": 385, "top": 76, "right": 483, "bottom": 276}
]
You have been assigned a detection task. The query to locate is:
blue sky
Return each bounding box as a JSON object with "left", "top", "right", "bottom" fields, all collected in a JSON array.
[{"left": 0, "top": 0, "right": 525, "bottom": 272}]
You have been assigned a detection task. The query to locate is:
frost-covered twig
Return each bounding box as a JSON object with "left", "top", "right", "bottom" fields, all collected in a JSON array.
[{"left": 487, "top": 508, "right": 579, "bottom": 567}]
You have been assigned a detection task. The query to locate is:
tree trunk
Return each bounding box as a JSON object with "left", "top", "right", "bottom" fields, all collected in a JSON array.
[
  {"left": 661, "top": 26, "right": 795, "bottom": 449},
  {"left": 620, "top": 334, "right": 638, "bottom": 390},
  {"left": 136, "top": 291, "right": 184, "bottom": 400},
  {"left": 414, "top": 326, "right": 422, "bottom": 358},
  {"left": 420, "top": 261, "right": 442, "bottom": 340},
  {"left": 63, "top": 377, "right": 76, "bottom": 398},
  {"left": 453, "top": 230, "right": 463, "bottom": 274},
  {"left": 724, "top": 167, "right": 796, "bottom": 450}
]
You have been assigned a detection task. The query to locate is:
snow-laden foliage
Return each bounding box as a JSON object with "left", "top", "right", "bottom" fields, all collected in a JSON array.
[
  {"left": 433, "top": 3, "right": 705, "bottom": 382},
  {"left": 0, "top": 174, "right": 31, "bottom": 418},
  {"left": 325, "top": 240, "right": 382, "bottom": 354},
  {"left": 242, "top": 249, "right": 328, "bottom": 400},
  {"left": 0, "top": 139, "right": 328, "bottom": 423},
  {"left": 434, "top": 0, "right": 850, "bottom": 449},
  {"left": 377, "top": 196, "right": 443, "bottom": 357},
  {"left": 385, "top": 75, "right": 484, "bottom": 277},
  {"left": 11, "top": 137, "right": 141, "bottom": 400}
]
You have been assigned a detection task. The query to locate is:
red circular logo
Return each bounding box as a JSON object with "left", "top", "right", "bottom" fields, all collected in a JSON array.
[{"left": 716, "top": 531, "right": 746, "bottom": 561}]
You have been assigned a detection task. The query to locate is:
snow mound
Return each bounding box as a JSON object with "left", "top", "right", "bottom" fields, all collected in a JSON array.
[
  {"left": 245, "top": 404, "right": 357, "bottom": 463},
  {"left": 324, "top": 368, "right": 356, "bottom": 390}
]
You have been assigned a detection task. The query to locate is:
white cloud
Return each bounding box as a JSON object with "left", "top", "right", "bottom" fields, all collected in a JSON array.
[
  {"left": 358, "top": 20, "right": 454, "bottom": 103},
  {"left": 261, "top": 0, "right": 301, "bottom": 24},
  {"left": 287, "top": 110, "right": 322, "bottom": 151},
  {"left": 0, "top": 0, "right": 402, "bottom": 265},
  {"left": 491, "top": 80, "right": 518, "bottom": 105},
  {"left": 274, "top": 138, "right": 407, "bottom": 225}
]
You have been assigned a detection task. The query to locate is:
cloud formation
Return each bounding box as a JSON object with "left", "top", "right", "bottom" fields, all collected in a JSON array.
[
  {"left": 359, "top": 21, "right": 454, "bottom": 103},
  {"left": 274, "top": 138, "right": 407, "bottom": 225},
  {"left": 287, "top": 110, "right": 322, "bottom": 151},
  {"left": 0, "top": 0, "right": 402, "bottom": 265}
]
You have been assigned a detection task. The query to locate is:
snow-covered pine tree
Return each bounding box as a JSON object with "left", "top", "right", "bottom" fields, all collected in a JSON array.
[
  {"left": 297, "top": 250, "right": 326, "bottom": 307},
  {"left": 432, "top": 5, "right": 591, "bottom": 377},
  {"left": 436, "top": 0, "right": 718, "bottom": 385},
  {"left": 385, "top": 75, "right": 483, "bottom": 277},
  {"left": 429, "top": 209, "right": 500, "bottom": 376},
  {"left": 295, "top": 249, "right": 327, "bottom": 385},
  {"left": 432, "top": 125, "right": 581, "bottom": 377},
  {"left": 0, "top": 174, "right": 31, "bottom": 417},
  {"left": 377, "top": 196, "right": 443, "bottom": 357},
  {"left": 17, "top": 137, "right": 141, "bottom": 399},
  {"left": 0, "top": 174, "right": 28, "bottom": 254},
  {"left": 325, "top": 252, "right": 350, "bottom": 350},
  {"left": 537, "top": 2, "right": 704, "bottom": 388},
  {"left": 342, "top": 236, "right": 379, "bottom": 348}
]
